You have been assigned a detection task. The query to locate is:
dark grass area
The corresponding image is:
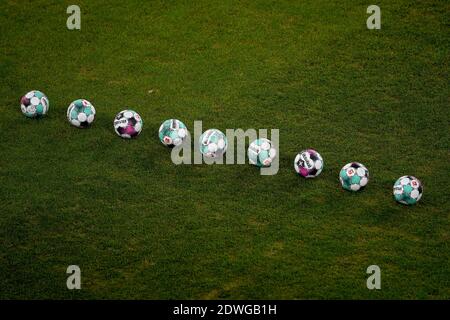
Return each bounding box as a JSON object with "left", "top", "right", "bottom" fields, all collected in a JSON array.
[{"left": 0, "top": 0, "right": 449, "bottom": 299}]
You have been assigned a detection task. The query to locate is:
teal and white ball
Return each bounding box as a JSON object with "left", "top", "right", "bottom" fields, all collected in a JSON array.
[
  {"left": 159, "top": 119, "right": 188, "bottom": 147},
  {"left": 339, "top": 162, "right": 369, "bottom": 191},
  {"left": 199, "top": 129, "right": 227, "bottom": 158},
  {"left": 393, "top": 176, "right": 423, "bottom": 205},
  {"left": 67, "top": 99, "right": 96, "bottom": 128},
  {"left": 248, "top": 138, "right": 277, "bottom": 167},
  {"left": 20, "top": 90, "right": 49, "bottom": 118}
]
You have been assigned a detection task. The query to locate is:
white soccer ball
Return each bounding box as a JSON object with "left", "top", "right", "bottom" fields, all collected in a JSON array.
[
  {"left": 339, "top": 162, "right": 369, "bottom": 191},
  {"left": 199, "top": 129, "right": 227, "bottom": 158},
  {"left": 113, "top": 110, "right": 143, "bottom": 139},
  {"left": 158, "top": 119, "right": 189, "bottom": 147},
  {"left": 248, "top": 138, "right": 277, "bottom": 167},
  {"left": 67, "top": 99, "right": 96, "bottom": 128},
  {"left": 294, "top": 149, "right": 324, "bottom": 178},
  {"left": 20, "top": 90, "right": 49, "bottom": 118},
  {"left": 393, "top": 176, "right": 423, "bottom": 205}
]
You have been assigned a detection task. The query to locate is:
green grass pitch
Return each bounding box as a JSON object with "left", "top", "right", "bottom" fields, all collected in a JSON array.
[{"left": 0, "top": 0, "right": 449, "bottom": 299}]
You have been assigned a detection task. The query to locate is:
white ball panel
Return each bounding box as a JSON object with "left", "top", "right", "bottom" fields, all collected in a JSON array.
[
  {"left": 30, "top": 97, "right": 39, "bottom": 105},
  {"left": 410, "top": 190, "right": 419, "bottom": 199},
  {"left": 356, "top": 167, "right": 366, "bottom": 177},
  {"left": 134, "top": 122, "right": 142, "bottom": 132},
  {"left": 360, "top": 177, "right": 368, "bottom": 187},
  {"left": 261, "top": 141, "right": 270, "bottom": 151},
  {"left": 26, "top": 105, "right": 36, "bottom": 113},
  {"left": 178, "top": 128, "right": 186, "bottom": 138},
  {"left": 269, "top": 148, "right": 277, "bottom": 158},
  {"left": 314, "top": 160, "right": 322, "bottom": 170},
  {"left": 77, "top": 113, "right": 87, "bottom": 122},
  {"left": 208, "top": 143, "right": 218, "bottom": 152},
  {"left": 401, "top": 178, "right": 410, "bottom": 185}
]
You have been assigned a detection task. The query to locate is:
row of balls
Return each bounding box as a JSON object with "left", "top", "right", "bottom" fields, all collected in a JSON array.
[
  {"left": 164, "top": 124, "right": 423, "bottom": 205},
  {"left": 21, "top": 91, "right": 143, "bottom": 138},
  {"left": 20, "top": 90, "right": 423, "bottom": 205}
]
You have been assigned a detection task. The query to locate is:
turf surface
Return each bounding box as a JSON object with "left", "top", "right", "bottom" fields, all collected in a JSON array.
[{"left": 0, "top": 0, "right": 449, "bottom": 299}]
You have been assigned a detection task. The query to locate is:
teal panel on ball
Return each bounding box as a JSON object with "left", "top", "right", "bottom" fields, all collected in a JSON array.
[
  {"left": 169, "top": 131, "right": 178, "bottom": 139},
  {"left": 84, "top": 107, "right": 92, "bottom": 115},
  {"left": 403, "top": 185, "right": 413, "bottom": 194},
  {"left": 259, "top": 150, "right": 269, "bottom": 161},
  {"left": 350, "top": 175, "right": 360, "bottom": 185},
  {"left": 71, "top": 110, "right": 78, "bottom": 119},
  {"left": 74, "top": 99, "right": 83, "bottom": 108},
  {"left": 209, "top": 135, "right": 218, "bottom": 143},
  {"left": 342, "top": 183, "right": 351, "bottom": 190},
  {"left": 340, "top": 169, "right": 348, "bottom": 180}
]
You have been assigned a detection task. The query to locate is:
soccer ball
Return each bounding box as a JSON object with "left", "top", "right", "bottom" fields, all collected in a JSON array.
[
  {"left": 339, "top": 162, "right": 369, "bottom": 191},
  {"left": 393, "top": 176, "right": 423, "bottom": 205},
  {"left": 294, "top": 149, "right": 324, "bottom": 178},
  {"left": 113, "top": 110, "right": 143, "bottom": 139},
  {"left": 67, "top": 99, "right": 96, "bottom": 128},
  {"left": 248, "top": 138, "right": 277, "bottom": 167},
  {"left": 199, "top": 129, "right": 227, "bottom": 158},
  {"left": 20, "top": 90, "right": 49, "bottom": 118},
  {"left": 158, "top": 119, "right": 189, "bottom": 147}
]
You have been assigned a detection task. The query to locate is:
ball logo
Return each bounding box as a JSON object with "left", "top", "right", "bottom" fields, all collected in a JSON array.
[
  {"left": 41, "top": 97, "right": 48, "bottom": 109},
  {"left": 411, "top": 180, "right": 418, "bottom": 187},
  {"left": 164, "top": 136, "right": 172, "bottom": 144},
  {"left": 27, "top": 105, "right": 36, "bottom": 113},
  {"left": 170, "top": 120, "right": 178, "bottom": 129},
  {"left": 300, "top": 153, "right": 313, "bottom": 169},
  {"left": 346, "top": 168, "right": 355, "bottom": 177},
  {"left": 114, "top": 119, "right": 128, "bottom": 126}
]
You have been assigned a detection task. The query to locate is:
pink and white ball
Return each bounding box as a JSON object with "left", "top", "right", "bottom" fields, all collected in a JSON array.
[
  {"left": 113, "top": 110, "right": 143, "bottom": 139},
  {"left": 294, "top": 149, "right": 324, "bottom": 178}
]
